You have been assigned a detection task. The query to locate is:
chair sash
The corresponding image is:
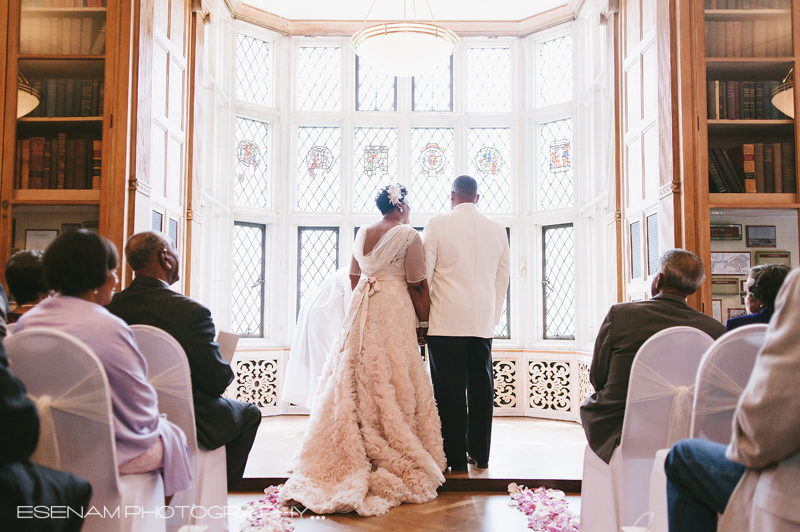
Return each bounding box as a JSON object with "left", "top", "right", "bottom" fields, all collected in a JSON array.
[
  {"left": 148, "top": 365, "right": 192, "bottom": 400},
  {"left": 628, "top": 362, "right": 694, "bottom": 448},
  {"left": 30, "top": 369, "right": 109, "bottom": 469},
  {"left": 693, "top": 360, "right": 744, "bottom": 416}
]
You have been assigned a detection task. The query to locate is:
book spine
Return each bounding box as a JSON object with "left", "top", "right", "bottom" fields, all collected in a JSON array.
[
  {"left": 98, "top": 82, "right": 104, "bottom": 116},
  {"left": 80, "top": 80, "right": 92, "bottom": 117},
  {"left": 754, "top": 143, "right": 765, "bottom": 193},
  {"left": 711, "top": 149, "right": 735, "bottom": 193},
  {"left": 49, "top": 138, "right": 58, "bottom": 189},
  {"left": 74, "top": 139, "right": 87, "bottom": 190},
  {"left": 727, "top": 81, "right": 737, "bottom": 120},
  {"left": 92, "top": 140, "right": 102, "bottom": 189},
  {"left": 753, "top": 20, "right": 767, "bottom": 56},
  {"left": 15, "top": 141, "right": 21, "bottom": 189},
  {"left": 65, "top": 78, "right": 75, "bottom": 117},
  {"left": 732, "top": 21, "right": 742, "bottom": 57},
  {"left": 763, "top": 144, "right": 775, "bottom": 192},
  {"left": 742, "top": 144, "right": 756, "bottom": 193},
  {"left": 47, "top": 79, "right": 57, "bottom": 118},
  {"left": 755, "top": 81, "right": 764, "bottom": 119},
  {"left": 721, "top": 148, "right": 745, "bottom": 193},
  {"left": 708, "top": 152, "right": 728, "bottom": 193},
  {"left": 43, "top": 141, "right": 52, "bottom": 190},
  {"left": 73, "top": 78, "right": 81, "bottom": 116},
  {"left": 707, "top": 81, "right": 716, "bottom": 119},
  {"left": 782, "top": 142, "right": 796, "bottom": 194},
  {"left": 31, "top": 80, "right": 42, "bottom": 117},
  {"left": 772, "top": 142, "right": 782, "bottom": 193},
  {"left": 21, "top": 139, "right": 31, "bottom": 190},
  {"left": 720, "top": 81, "right": 727, "bottom": 119},
  {"left": 91, "top": 80, "right": 100, "bottom": 116},
  {"left": 57, "top": 134, "right": 67, "bottom": 190},
  {"left": 29, "top": 137, "right": 45, "bottom": 189},
  {"left": 65, "top": 140, "right": 76, "bottom": 189},
  {"left": 725, "top": 22, "right": 734, "bottom": 57}
]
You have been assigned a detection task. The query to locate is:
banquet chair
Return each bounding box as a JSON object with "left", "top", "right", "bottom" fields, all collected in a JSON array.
[
  {"left": 646, "top": 324, "right": 768, "bottom": 532},
  {"left": 579, "top": 326, "right": 714, "bottom": 532},
  {"left": 6, "top": 328, "right": 166, "bottom": 532},
  {"left": 132, "top": 325, "right": 228, "bottom": 532}
]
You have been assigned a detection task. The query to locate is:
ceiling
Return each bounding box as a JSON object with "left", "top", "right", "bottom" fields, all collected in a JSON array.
[{"left": 241, "top": 0, "right": 568, "bottom": 22}]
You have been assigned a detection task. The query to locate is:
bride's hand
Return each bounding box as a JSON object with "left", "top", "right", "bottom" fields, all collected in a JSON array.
[{"left": 417, "top": 327, "right": 428, "bottom": 346}]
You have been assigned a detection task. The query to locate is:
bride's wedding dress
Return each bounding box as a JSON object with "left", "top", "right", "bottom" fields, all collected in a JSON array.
[{"left": 281, "top": 224, "right": 446, "bottom": 516}]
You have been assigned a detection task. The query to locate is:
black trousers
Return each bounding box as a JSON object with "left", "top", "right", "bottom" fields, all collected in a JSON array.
[
  {"left": 223, "top": 401, "right": 261, "bottom": 491},
  {"left": 427, "top": 336, "right": 493, "bottom": 467}
]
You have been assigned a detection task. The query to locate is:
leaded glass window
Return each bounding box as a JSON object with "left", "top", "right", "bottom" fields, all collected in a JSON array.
[
  {"left": 494, "top": 288, "right": 510, "bottom": 339},
  {"left": 236, "top": 34, "right": 271, "bottom": 107},
  {"left": 232, "top": 222, "right": 265, "bottom": 338},
  {"left": 412, "top": 56, "right": 453, "bottom": 112},
  {"left": 297, "top": 46, "right": 341, "bottom": 112},
  {"left": 168, "top": 219, "right": 178, "bottom": 248},
  {"left": 467, "top": 47, "right": 512, "bottom": 112},
  {"left": 647, "top": 214, "right": 659, "bottom": 275},
  {"left": 543, "top": 223, "right": 575, "bottom": 340},
  {"left": 539, "top": 118, "right": 573, "bottom": 210},
  {"left": 468, "top": 127, "right": 511, "bottom": 213},
  {"left": 631, "top": 221, "right": 642, "bottom": 279},
  {"left": 356, "top": 56, "right": 396, "bottom": 111},
  {"left": 538, "top": 35, "right": 573, "bottom": 107},
  {"left": 297, "top": 127, "right": 340, "bottom": 212},
  {"left": 353, "top": 127, "right": 398, "bottom": 212},
  {"left": 409, "top": 128, "right": 454, "bottom": 213},
  {"left": 152, "top": 211, "right": 162, "bottom": 231},
  {"left": 297, "top": 227, "right": 339, "bottom": 315},
  {"left": 235, "top": 117, "right": 269, "bottom": 208}
]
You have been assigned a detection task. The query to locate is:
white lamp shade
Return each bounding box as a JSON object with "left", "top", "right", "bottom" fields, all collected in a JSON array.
[
  {"left": 17, "top": 83, "right": 41, "bottom": 118},
  {"left": 771, "top": 85, "right": 794, "bottom": 119},
  {"left": 352, "top": 23, "right": 458, "bottom": 77}
]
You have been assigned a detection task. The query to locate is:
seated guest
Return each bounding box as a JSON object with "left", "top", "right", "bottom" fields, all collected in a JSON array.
[
  {"left": 726, "top": 263, "right": 790, "bottom": 330},
  {"left": 580, "top": 249, "right": 727, "bottom": 463},
  {"left": 106, "top": 231, "right": 260, "bottom": 490},
  {"left": 0, "top": 341, "right": 92, "bottom": 532},
  {"left": 5, "top": 250, "right": 49, "bottom": 324},
  {"left": 665, "top": 268, "right": 800, "bottom": 532},
  {"left": 17, "top": 230, "right": 192, "bottom": 498}
]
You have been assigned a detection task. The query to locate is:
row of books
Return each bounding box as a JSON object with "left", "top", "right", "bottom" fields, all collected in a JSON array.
[
  {"left": 704, "top": 0, "right": 792, "bottom": 8},
  {"left": 19, "top": 17, "right": 106, "bottom": 55},
  {"left": 709, "top": 144, "right": 796, "bottom": 194},
  {"left": 15, "top": 135, "right": 101, "bottom": 190},
  {"left": 25, "top": 79, "right": 103, "bottom": 118},
  {"left": 23, "top": 1, "right": 105, "bottom": 6},
  {"left": 704, "top": 20, "right": 792, "bottom": 58},
  {"left": 707, "top": 80, "right": 790, "bottom": 120}
]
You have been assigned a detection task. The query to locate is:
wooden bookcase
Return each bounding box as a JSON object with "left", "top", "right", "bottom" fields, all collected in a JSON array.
[
  {"left": 0, "top": 0, "right": 133, "bottom": 291},
  {"left": 691, "top": 0, "right": 800, "bottom": 319}
]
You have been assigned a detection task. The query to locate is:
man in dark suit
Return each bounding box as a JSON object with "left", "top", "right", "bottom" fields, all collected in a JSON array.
[
  {"left": 107, "top": 231, "right": 260, "bottom": 490},
  {"left": 1, "top": 342, "right": 92, "bottom": 531},
  {"left": 580, "top": 249, "right": 727, "bottom": 463}
]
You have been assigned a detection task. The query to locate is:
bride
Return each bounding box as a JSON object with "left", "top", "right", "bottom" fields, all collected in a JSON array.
[{"left": 280, "top": 184, "right": 446, "bottom": 516}]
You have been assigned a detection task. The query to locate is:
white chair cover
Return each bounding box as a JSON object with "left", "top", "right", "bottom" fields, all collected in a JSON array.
[
  {"left": 613, "top": 326, "right": 714, "bottom": 528},
  {"left": 579, "top": 445, "right": 619, "bottom": 532},
  {"left": 131, "top": 325, "right": 227, "bottom": 532},
  {"left": 690, "top": 324, "right": 766, "bottom": 444},
  {"left": 6, "top": 322, "right": 16, "bottom": 335},
  {"left": 6, "top": 328, "right": 166, "bottom": 532},
  {"left": 647, "top": 448, "right": 671, "bottom": 532}
]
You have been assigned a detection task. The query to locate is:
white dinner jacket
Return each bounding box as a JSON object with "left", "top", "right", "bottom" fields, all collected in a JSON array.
[
  {"left": 719, "top": 268, "right": 800, "bottom": 532},
  {"left": 423, "top": 202, "right": 510, "bottom": 338}
]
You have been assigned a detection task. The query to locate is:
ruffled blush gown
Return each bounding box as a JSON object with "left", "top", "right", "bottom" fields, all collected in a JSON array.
[{"left": 281, "top": 224, "right": 446, "bottom": 516}]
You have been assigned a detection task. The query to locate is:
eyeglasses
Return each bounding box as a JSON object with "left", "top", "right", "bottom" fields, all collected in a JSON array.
[{"left": 739, "top": 290, "right": 753, "bottom": 298}]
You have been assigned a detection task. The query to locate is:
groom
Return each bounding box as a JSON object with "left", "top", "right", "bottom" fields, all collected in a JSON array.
[{"left": 422, "top": 175, "right": 510, "bottom": 471}]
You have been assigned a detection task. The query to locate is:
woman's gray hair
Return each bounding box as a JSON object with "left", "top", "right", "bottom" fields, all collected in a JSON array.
[{"left": 657, "top": 249, "right": 706, "bottom": 295}]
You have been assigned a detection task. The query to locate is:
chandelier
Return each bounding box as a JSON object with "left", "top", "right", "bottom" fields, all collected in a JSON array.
[
  {"left": 350, "top": 0, "right": 459, "bottom": 77},
  {"left": 17, "top": 73, "right": 40, "bottom": 118},
  {"left": 771, "top": 69, "right": 794, "bottom": 119}
]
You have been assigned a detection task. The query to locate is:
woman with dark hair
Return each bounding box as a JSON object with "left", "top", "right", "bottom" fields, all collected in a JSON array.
[
  {"left": 726, "top": 263, "right": 791, "bottom": 330},
  {"left": 15, "top": 230, "right": 192, "bottom": 498},
  {"left": 281, "top": 184, "right": 446, "bottom": 516},
  {"left": 5, "top": 250, "right": 49, "bottom": 323}
]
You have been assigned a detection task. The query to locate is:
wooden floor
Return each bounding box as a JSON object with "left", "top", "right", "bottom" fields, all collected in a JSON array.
[
  {"left": 228, "top": 492, "right": 582, "bottom": 532},
  {"left": 240, "top": 415, "right": 586, "bottom": 492}
]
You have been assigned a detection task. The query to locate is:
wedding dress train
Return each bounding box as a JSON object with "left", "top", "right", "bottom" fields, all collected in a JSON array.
[{"left": 280, "top": 224, "right": 446, "bottom": 516}]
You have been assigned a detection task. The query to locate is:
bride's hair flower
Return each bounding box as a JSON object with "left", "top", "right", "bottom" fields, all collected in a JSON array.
[{"left": 386, "top": 184, "right": 404, "bottom": 206}]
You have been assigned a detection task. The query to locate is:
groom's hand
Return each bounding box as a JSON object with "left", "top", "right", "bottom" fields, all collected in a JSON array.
[{"left": 417, "top": 327, "right": 428, "bottom": 346}]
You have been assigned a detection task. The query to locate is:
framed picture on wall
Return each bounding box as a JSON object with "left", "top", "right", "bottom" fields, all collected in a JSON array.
[
  {"left": 712, "top": 299, "right": 722, "bottom": 322},
  {"left": 711, "top": 277, "right": 739, "bottom": 294},
  {"left": 61, "top": 223, "right": 82, "bottom": 233},
  {"left": 728, "top": 308, "right": 748, "bottom": 320},
  {"left": 756, "top": 251, "right": 791, "bottom": 267},
  {"left": 710, "top": 252, "right": 751, "bottom": 275},
  {"left": 746, "top": 225, "right": 777, "bottom": 247},
  {"left": 740, "top": 280, "right": 748, "bottom": 305},
  {"left": 710, "top": 224, "right": 743, "bottom": 241},
  {"left": 25, "top": 230, "right": 58, "bottom": 251}
]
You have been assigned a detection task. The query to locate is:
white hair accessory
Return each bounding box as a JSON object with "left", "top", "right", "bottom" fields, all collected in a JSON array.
[{"left": 386, "top": 184, "right": 404, "bottom": 206}]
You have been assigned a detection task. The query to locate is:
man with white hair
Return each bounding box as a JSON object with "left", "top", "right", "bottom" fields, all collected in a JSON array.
[{"left": 580, "top": 249, "right": 727, "bottom": 463}]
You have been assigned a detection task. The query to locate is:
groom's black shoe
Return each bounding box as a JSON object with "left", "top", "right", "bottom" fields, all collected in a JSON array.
[
  {"left": 467, "top": 455, "right": 489, "bottom": 469},
  {"left": 448, "top": 464, "right": 468, "bottom": 472}
]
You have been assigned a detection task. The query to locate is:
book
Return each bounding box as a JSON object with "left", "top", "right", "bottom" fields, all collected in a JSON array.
[
  {"left": 65, "top": 140, "right": 76, "bottom": 190},
  {"left": 765, "top": 21, "right": 777, "bottom": 56},
  {"left": 80, "top": 80, "right": 93, "bottom": 117},
  {"left": 56, "top": 78, "right": 66, "bottom": 117},
  {"left": 65, "top": 79, "right": 75, "bottom": 117},
  {"left": 753, "top": 20, "right": 767, "bottom": 56},
  {"left": 31, "top": 80, "right": 42, "bottom": 117},
  {"left": 711, "top": 149, "right": 739, "bottom": 193},
  {"left": 763, "top": 144, "right": 775, "bottom": 193},
  {"left": 98, "top": 82, "right": 104, "bottom": 116},
  {"left": 43, "top": 141, "right": 52, "bottom": 190},
  {"left": 20, "top": 139, "right": 30, "bottom": 190},
  {"left": 720, "top": 81, "right": 727, "bottom": 119},
  {"left": 74, "top": 139, "right": 87, "bottom": 190},
  {"left": 80, "top": 17, "right": 93, "bottom": 55},
  {"left": 47, "top": 79, "right": 57, "bottom": 117},
  {"left": 732, "top": 21, "right": 742, "bottom": 57},
  {"left": 707, "top": 81, "right": 716, "bottom": 119},
  {"left": 725, "top": 22, "right": 734, "bottom": 57},
  {"left": 755, "top": 82, "right": 764, "bottom": 119},
  {"left": 92, "top": 140, "right": 102, "bottom": 189},
  {"left": 91, "top": 81, "right": 100, "bottom": 116},
  {"left": 719, "top": 148, "right": 745, "bottom": 192},
  {"left": 29, "top": 137, "right": 45, "bottom": 189},
  {"left": 771, "top": 143, "right": 782, "bottom": 193},
  {"left": 726, "top": 81, "right": 737, "bottom": 119},
  {"left": 90, "top": 22, "right": 106, "bottom": 55},
  {"left": 781, "top": 142, "right": 796, "bottom": 193},
  {"left": 15, "top": 141, "right": 21, "bottom": 189},
  {"left": 716, "top": 21, "right": 725, "bottom": 58},
  {"left": 727, "top": 144, "right": 756, "bottom": 193},
  {"left": 754, "top": 143, "right": 765, "bottom": 193},
  {"left": 57, "top": 133, "right": 66, "bottom": 189},
  {"left": 72, "top": 78, "right": 81, "bottom": 116},
  {"left": 49, "top": 138, "right": 58, "bottom": 189},
  {"left": 708, "top": 151, "right": 728, "bottom": 193},
  {"left": 741, "top": 21, "right": 753, "bottom": 57}
]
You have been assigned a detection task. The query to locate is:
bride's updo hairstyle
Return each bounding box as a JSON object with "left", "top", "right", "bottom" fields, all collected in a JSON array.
[{"left": 375, "top": 183, "right": 408, "bottom": 215}]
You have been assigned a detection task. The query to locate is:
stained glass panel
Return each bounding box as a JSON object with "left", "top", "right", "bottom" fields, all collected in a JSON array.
[
  {"left": 298, "top": 46, "right": 341, "bottom": 112},
  {"left": 631, "top": 221, "right": 642, "bottom": 279},
  {"left": 297, "top": 228, "right": 339, "bottom": 314},
  {"left": 468, "top": 128, "right": 511, "bottom": 213},
  {"left": 467, "top": 47, "right": 512, "bottom": 112},
  {"left": 356, "top": 56, "right": 396, "bottom": 111},
  {"left": 232, "top": 222, "right": 265, "bottom": 338},
  {"left": 353, "top": 127, "right": 398, "bottom": 212},
  {"left": 297, "top": 127, "right": 340, "bottom": 212},
  {"left": 543, "top": 224, "right": 575, "bottom": 340},
  {"left": 647, "top": 214, "right": 659, "bottom": 275},
  {"left": 236, "top": 34, "right": 271, "bottom": 107},
  {"left": 412, "top": 56, "right": 453, "bottom": 112},
  {"left": 539, "top": 118, "right": 573, "bottom": 210},
  {"left": 409, "top": 128, "right": 455, "bottom": 213},
  {"left": 538, "top": 35, "right": 573, "bottom": 107},
  {"left": 234, "top": 117, "right": 269, "bottom": 208}
]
